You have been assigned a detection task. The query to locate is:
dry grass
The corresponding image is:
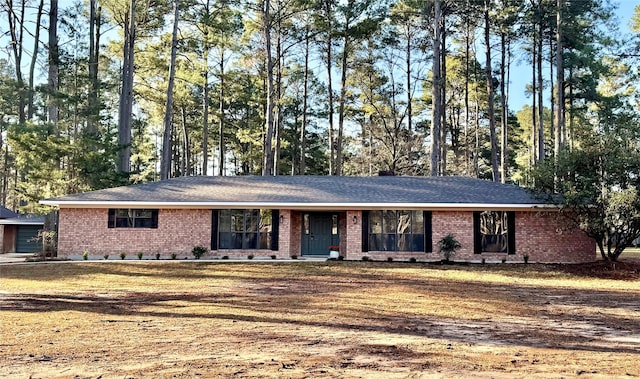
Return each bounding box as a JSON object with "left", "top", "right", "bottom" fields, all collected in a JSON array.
[{"left": 1, "top": 260, "right": 640, "bottom": 378}]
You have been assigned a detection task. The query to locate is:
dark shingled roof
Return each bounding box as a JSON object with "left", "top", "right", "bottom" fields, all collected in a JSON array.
[
  {"left": 0, "top": 206, "right": 18, "bottom": 219},
  {"left": 42, "top": 176, "right": 549, "bottom": 209}
]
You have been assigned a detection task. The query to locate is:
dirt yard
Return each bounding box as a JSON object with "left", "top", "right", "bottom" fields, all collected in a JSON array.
[{"left": 1, "top": 259, "right": 639, "bottom": 378}]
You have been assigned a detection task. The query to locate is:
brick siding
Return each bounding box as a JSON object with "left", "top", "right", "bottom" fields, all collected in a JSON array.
[
  {"left": 58, "top": 207, "right": 595, "bottom": 263},
  {"left": 58, "top": 208, "right": 211, "bottom": 257}
]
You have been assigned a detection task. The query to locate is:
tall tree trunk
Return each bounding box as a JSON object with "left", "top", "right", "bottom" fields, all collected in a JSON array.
[
  {"left": 300, "top": 22, "right": 310, "bottom": 175},
  {"left": 336, "top": 28, "right": 349, "bottom": 176},
  {"left": 464, "top": 9, "right": 471, "bottom": 176},
  {"left": 406, "top": 25, "right": 412, "bottom": 132},
  {"left": 48, "top": 0, "right": 58, "bottom": 132},
  {"left": 430, "top": 0, "right": 442, "bottom": 177},
  {"left": 218, "top": 51, "right": 226, "bottom": 176},
  {"left": 273, "top": 13, "right": 282, "bottom": 175},
  {"left": 181, "top": 106, "right": 190, "bottom": 175},
  {"left": 440, "top": 25, "right": 447, "bottom": 175},
  {"left": 323, "top": 0, "right": 335, "bottom": 175},
  {"left": 6, "top": 0, "right": 26, "bottom": 125},
  {"left": 500, "top": 32, "right": 509, "bottom": 183},
  {"left": 555, "top": 0, "right": 564, "bottom": 159},
  {"left": 262, "top": 0, "right": 276, "bottom": 176},
  {"left": 117, "top": 0, "right": 135, "bottom": 174},
  {"left": 531, "top": 31, "right": 537, "bottom": 166},
  {"left": 484, "top": 0, "right": 499, "bottom": 182},
  {"left": 160, "top": 0, "right": 179, "bottom": 180},
  {"left": 87, "top": 0, "right": 100, "bottom": 135},
  {"left": 537, "top": 0, "right": 544, "bottom": 162},
  {"left": 202, "top": 49, "right": 209, "bottom": 175},
  {"left": 27, "top": 0, "right": 44, "bottom": 120}
]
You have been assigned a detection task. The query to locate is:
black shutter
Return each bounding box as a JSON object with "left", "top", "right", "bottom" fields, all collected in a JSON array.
[
  {"left": 211, "top": 210, "right": 219, "bottom": 250},
  {"left": 270, "top": 210, "right": 279, "bottom": 251},
  {"left": 424, "top": 211, "right": 432, "bottom": 253},
  {"left": 361, "top": 211, "right": 369, "bottom": 252},
  {"left": 108, "top": 209, "right": 115, "bottom": 228},
  {"left": 507, "top": 211, "right": 516, "bottom": 254},
  {"left": 473, "top": 211, "right": 482, "bottom": 254},
  {"left": 150, "top": 210, "right": 159, "bottom": 229}
]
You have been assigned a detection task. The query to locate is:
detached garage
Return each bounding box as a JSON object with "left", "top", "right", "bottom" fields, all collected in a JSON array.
[{"left": 0, "top": 213, "right": 45, "bottom": 254}]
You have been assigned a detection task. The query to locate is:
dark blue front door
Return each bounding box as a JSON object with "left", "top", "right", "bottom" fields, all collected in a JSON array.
[{"left": 301, "top": 213, "right": 339, "bottom": 256}]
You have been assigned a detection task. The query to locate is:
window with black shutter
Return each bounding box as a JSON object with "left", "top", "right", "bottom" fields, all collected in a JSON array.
[{"left": 473, "top": 211, "right": 516, "bottom": 254}]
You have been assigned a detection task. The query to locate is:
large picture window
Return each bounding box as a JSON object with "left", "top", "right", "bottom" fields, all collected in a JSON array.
[
  {"left": 473, "top": 211, "right": 515, "bottom": 254},
  {"left": 108, "top": 209, "right": 158, "bottom": 229},
  {"left": 367, "top": 210, "right": 427, "bottom": 252},
  {"left": 217, "top": 209, "right": 273, "bottom": 250}
]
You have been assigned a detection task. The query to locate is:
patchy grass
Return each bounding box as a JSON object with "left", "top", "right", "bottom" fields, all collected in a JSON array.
[{"left": 1, "top": 261, "right": 639, "bottom": 378}]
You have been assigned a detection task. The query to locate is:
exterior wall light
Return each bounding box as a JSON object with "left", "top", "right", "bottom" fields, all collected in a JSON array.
[
  {"left": 280, "top": 214, "right": 285, "bottom": 224},
  {"left": 352, "top": 215, "right": 358, "bottom": 224}
]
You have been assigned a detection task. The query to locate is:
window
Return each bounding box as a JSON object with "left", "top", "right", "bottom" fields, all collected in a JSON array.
[
  {"left": 217, "top": 209, "right": 273, "bottom": 250},
  {"left": 367, "top": 210, "right": 427, "bottom": 252},
  {"left": 108, "top": 209, "right": 158, "bottom": 229},
  {"left": 473, "top": 211, "right": 515, "bottom": 254}
]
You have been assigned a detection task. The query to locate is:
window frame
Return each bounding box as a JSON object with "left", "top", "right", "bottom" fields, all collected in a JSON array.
[
  {"left": 108, "top": 209, "right": 158, "bottom": 229},
  {"left": 365, "top": 210, "right": 431, "bottom": 252},
  {"left": 473, "top": 211, "right": 516, "bottom": 254},
  {"left": 215, "top": 209, "right": 275, "bottom": 250}
]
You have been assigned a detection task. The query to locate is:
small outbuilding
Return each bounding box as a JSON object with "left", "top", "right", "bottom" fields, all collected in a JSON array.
[
  {"left": 0, "top": 206, "right": 45, "bottom": 254},
  {"left": 40, "top": 175, "right": 596, "bottom": 263}
]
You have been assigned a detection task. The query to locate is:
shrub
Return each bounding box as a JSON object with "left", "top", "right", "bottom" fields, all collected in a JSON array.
[
  {"left": 82, "top": 251, "right": 89, "bottom": 261},
  {"left": 120, "top": 252, "right": 126, "bottom": 260},
  {"left": 270, "top": 255, "right": 276, "bottom": 260},
  {"left": 362, "top": 256, "right": 370, "bottom": 261},
  {"left": 338, "top": 255, "right": 344, "bottom": 261},
  {"left": 290, "top": 255, "right": 298, "bottom": 260},
  {"left": 155, "top": 253, "right": 161, "bottom": 260},
  {"left": 222, "top": 255, "right": 229, "bottom": 260},
  {"left": 247, "top": 254, "right": 254, "bottom": 260},
  {"left": 103, "top": 254, "right": 109, "bottom": 260},
  {"left": 523, "top": 254, "right": 529, "bottom": 264},
  {"left": 438, "top": 234, "right": 462, "bottom": 262},
  {"left": 192, "top": 246, "right": 208, "bottom": 260},
  {"left": 409, "top": 257, "right": 417, "bottom": 263},
  {"left": 171, "top": 253, "right": 177, "bottom": 260},
  {"left": 137, "top": 252, "right": 144, "bottom": 260},
  {"left": 387, "top": 257, "right": 393, "bottom": 262}
]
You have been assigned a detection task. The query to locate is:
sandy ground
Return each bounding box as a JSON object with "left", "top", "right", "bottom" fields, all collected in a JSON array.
[{"left": 1, "top": 259, "right": 639, "bottom": 378}]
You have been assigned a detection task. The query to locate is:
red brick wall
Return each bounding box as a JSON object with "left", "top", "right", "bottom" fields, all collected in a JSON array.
[
  {"left": 58, "top": 207, "right": 596, "bottom": 263},
  {"left": 58, "top": 208, "right": 212, "bottom": 257},
  {"left": 351, "top": 210, "right": 595, "bottom": 263},
  {"left": 516, "top": 211, "right": 595, "bottom": 263}
]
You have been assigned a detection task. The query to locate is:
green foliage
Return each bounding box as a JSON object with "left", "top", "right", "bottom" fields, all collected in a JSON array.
[
  {"left": 438, "top": 234, "right": 462, "bottom": 262},
  {"left": 191, "top": 246, "right": 207, "bottom": 259},
  {"left": 532, "top": 143, "right": 640, "bottom": 262}
]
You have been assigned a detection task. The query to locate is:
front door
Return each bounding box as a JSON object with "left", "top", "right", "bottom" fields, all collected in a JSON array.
[{"left": 301, "top": 213, "right": 339, "bottom": 256}]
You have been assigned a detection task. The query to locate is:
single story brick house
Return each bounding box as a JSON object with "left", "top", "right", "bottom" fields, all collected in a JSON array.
[{"left": 40, "top": 175, "right": 596, "bottom": 263}]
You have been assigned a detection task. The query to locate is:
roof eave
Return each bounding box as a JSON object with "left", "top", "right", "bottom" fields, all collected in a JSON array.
[{"left": 40, "top": 200, "right": 558, "bottom": 211}]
